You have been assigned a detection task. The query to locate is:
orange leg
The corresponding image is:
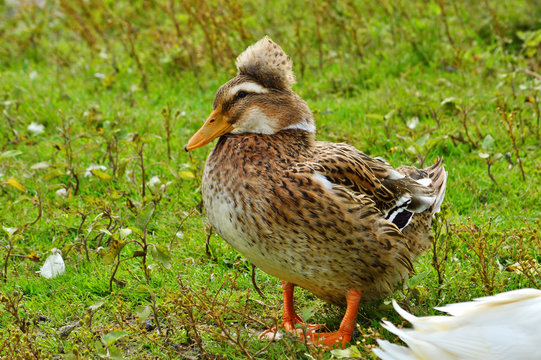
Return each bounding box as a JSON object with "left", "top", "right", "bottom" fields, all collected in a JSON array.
[
  {"left": 306, "top": 288, "right": 362, "bottom": 349},
  {"left": 259, "top": 281, "right": 321, "bottom": 340}
]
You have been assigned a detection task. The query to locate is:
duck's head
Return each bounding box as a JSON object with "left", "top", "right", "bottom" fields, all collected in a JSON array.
[{"left": 185, "top": 36, "right": 314, "bottom": 151}]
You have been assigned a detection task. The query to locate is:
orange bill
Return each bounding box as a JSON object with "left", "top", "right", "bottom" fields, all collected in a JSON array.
[{"left": 184, "top": 107, "right": 234, "bottom": 151}]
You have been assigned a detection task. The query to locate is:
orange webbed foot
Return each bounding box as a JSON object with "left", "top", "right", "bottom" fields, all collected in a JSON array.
[
  {"left": 259, "top": 281, "right": 322, "bottom": 341},
  {"left": 259, "top": 283, "right": 362, "bottom": 350},
  {"left": 305, "top": 288, "right": 362, "bottom": 349},
  {"left": 259, "top": 308, "right": 322, "bottom": 341}
]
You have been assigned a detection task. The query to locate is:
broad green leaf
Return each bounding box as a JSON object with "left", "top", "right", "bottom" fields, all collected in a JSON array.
[
  {"left": 88, "top": 301, "right": 105, "bottom": 311},
  {"left": 136, "top": 284, "right": 155, "bottom": 299},
  {"left": 109, "top": 344, "right": 123, "bottom": 360},
  {"left": 478, "top": 152, "right": 490, "bottom": 159},
  {"left": 384, "top": 109, "right": 397, "bottom": 120},
  {"left": 440, "top": 97, "right": 460, "bottom": 112},
  {"left": 94, "top": 340, "right": 106, "bottom": 356},
  {"left": 110, "top": 190, "right": 125, "bottom": 200},
  {"left": 134, "top": 305, "right": 151, "bottom": 322},
  {"left": 481, "top": 134, "right": 495, "bottom": 151},
  {"left": 0, "top": 150, "right": 22, "bottom": 158},
  {"left": 415, "top": 133, "right": 430, "bottom": 146},
  {"left": 30, "top": 161, "right": 50, "bottom": 170},
  {"left": 117, "top": 158, "right": 131, "bottom": 178},
  {"left": 102, "top": 330, "right": 128, "bottom": 347},
  {"left": 365, "top": 113, "right": 383, "bottom": 120},
  {"left": 2, "top": 227, "right": 17, "bottom": 237},
  {"left": 149, "top": 244, "right": 171, "bottom": 269},
  {"left": 91, "top": 169, "right": 112, "bottom": 180},
  {"left": 297, "top": 306, "right": 317, "bottom": 324},
  {"left": 42, "top": 169, "right": 64, "bottom": 181},
  {"left": 330, "top": 345, "right": 362, "bottom": 358},
  {"left": 408, "top": 270, "right": 430, "bottom": 288},
  {"left": 118, "top": 228, "right": 132, "bottom": 240},
  {"left": 99, "top": 228, "right": 112, "bottom": 236},
  {"left": 103, "top": 239, "right": 126, "bottom": 265},
  {"left": 135, "top": 204, "right": 155, "bottom": 230}
]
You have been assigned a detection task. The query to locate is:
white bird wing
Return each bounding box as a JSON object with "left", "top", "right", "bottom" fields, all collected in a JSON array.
[
  {"left": 435, "top": 288, "right": 541, "bottom": 316},
  {"left": 373, "top": 339, "right": 419, "bottom": 360},
  {"left": 374, "top": 290, "right": 541, "bottom": 360}
]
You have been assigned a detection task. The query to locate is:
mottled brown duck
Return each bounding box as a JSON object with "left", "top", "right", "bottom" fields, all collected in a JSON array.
[{"left": 185, "top": 36, "right": 448, "bottom": 349}]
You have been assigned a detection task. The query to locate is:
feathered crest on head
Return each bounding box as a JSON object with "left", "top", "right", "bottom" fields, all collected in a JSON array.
[{"left": 236, "top": 36, "right": 296, "bottom": 90}]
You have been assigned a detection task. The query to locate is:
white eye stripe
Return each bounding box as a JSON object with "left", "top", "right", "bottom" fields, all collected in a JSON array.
[{"left": 228, "top": 82, "right": 268, "bottom": 98}]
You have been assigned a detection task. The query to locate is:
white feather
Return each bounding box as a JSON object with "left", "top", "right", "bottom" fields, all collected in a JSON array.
[
  {"left": 312, "top": 172, "right": 334, "bottom": 191},
  {"left": 388, "top": 169, "right": 406, "bottom": 180},
  {"left": 415, "top": 178, "right": 432, "bottom": 187},
  {"left": 431, "top": 170, "right": 448, "bottom": 216},
  {"left": 230, "top": 108, "right": 278, "bottom": 135},
  {"left": 283, "top": 118, "right": 316, "bottom": 133},
  {"left": 373, "top": 289, "right": 541, "bottom": 360},
  {"left": 38, "top": 248, "right": 65, "bottom": 279},
  {"left": 227, "top": 82, "right": 268, "bottom": 98}
]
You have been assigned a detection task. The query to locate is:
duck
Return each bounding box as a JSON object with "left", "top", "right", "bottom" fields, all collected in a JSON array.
[
  {"left": 185, "top": 36, "right": 448, "bottom": 349},
  {"left": 373, "top": 288, "right": 541, "bottom": 360}
]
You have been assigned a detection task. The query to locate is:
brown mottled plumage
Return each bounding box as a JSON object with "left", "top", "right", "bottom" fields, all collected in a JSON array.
[{"left": 185, "top": 36, "right": 448, "bottom": 349}]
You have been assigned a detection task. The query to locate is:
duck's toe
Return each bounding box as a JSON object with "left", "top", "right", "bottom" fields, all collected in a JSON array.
[{"left": 304, "top": 329, "right": 353, "bottom": 349}]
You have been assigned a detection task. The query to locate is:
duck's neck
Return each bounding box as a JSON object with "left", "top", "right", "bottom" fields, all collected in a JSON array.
[{"left": 212, "top": 129, "right": 315, "bottom": 162}]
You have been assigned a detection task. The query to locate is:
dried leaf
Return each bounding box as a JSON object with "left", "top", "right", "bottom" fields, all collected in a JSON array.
[
  {"left": 6, "top": 177, "right": 26, "bottom": 192},
  {"left": 26, "top": 252, "right": 40, "bottom": 262},
  {"left": 178, "top": 171, "right": 195, "bottom": 180}
]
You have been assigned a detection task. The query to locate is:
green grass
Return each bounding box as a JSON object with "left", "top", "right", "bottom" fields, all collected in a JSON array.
[{"left": 1, "top": 0, "right": 540, "bottom": 359}]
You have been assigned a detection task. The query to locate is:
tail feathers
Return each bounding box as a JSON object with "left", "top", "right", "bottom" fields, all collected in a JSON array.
[
  {"left": 396, "top": 158, "right": 447, "bottom": 217},
  {"left": 426, "top": 158, "right": 448, "bottom": 216}
]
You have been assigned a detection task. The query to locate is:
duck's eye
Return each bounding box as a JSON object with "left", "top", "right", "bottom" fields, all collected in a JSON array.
[{"left": 236, "top": 91, "right": 248, "bottom": 99}]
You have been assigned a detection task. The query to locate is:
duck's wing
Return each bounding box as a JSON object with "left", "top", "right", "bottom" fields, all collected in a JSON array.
[
  {"left": 296, "top": 142, "right": 447, "bottom": 230},
  {"left": 280, "top": 167, "right": 415, "bottom": 299}
]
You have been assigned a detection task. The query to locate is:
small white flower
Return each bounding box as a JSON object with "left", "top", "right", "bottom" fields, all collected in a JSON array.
[
  {"left": 160, "top": 181, "right": 173, "bottom": 193},
  {"left": 406, "top": 117, "right": 419, "bottom": 130},
  {"left": 94, "top": 72, "right": 106, "bottom": 79},
  {"left": 28, "top": 122, "right": 44, "bottom": 135},
  {"left": 84, "top": 164, "right": 107, "bottom": 177},
  {"left": 29, "top": 70, "right": 38, "bottom": 80},
  {"left": 175, "top": 231, "right": 184, "bottom": 239},
  {"left": 56, "top": 188, "right": 68, "bottom": 197},
  {"left": 180, "top": 111, "right": 186, "bottom": 116},
  {"left": 147, "top": 176, "right": 161, "bottom": 187}
]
